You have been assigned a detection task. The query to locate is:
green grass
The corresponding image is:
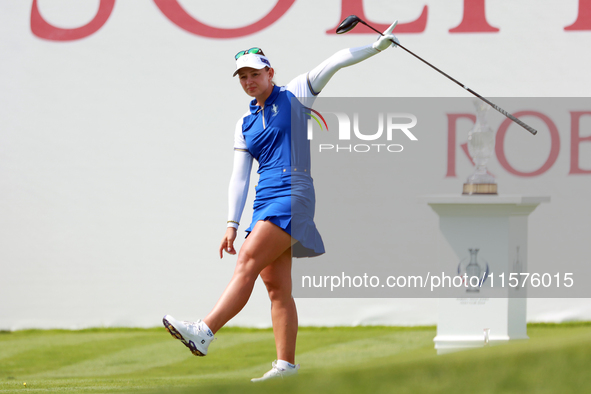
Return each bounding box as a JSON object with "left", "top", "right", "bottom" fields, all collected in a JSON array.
[{"left": 1, "top": 323, "right": 590, "bottom": 393}]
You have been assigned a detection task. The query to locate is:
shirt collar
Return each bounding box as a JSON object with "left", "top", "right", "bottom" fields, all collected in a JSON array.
[{"left": 249, "top": 85, "right": 280, "bottom": 114}]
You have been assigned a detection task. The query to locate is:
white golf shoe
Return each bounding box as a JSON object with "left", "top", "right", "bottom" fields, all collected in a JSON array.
[
  {"left": 251, "top": 361, "right": 300, "bottom": 382},
  {"left": 162, "top": 315, "right": 214, "bottom": 356}
]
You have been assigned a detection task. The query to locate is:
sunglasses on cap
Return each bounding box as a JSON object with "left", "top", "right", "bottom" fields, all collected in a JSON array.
[{"left": 235, "top": 47, "right": 265, "bottom": 60}]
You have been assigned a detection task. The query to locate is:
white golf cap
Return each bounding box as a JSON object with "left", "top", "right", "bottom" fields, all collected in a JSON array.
[{"left": 233, "top": 54, "right": 271, "bottom": 77}]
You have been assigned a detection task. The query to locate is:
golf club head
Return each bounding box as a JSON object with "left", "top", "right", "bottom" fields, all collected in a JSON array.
[{"left": 336, "top": 15, "right": 361, "bottom": 34}]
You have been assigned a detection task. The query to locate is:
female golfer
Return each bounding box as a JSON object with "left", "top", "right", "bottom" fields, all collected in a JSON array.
[{"left": 164, "top": 21, "right": 399, "bottom": 382}]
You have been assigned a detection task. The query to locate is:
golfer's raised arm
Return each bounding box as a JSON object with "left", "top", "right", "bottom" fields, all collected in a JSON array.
[{"left": 307, "top": 20, "right": 399, "bottom": 94}]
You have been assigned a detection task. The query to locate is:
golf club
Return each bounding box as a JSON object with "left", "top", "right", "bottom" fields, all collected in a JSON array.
[{"left": 336, "top": 15, "right": 538, "bottom": 136}]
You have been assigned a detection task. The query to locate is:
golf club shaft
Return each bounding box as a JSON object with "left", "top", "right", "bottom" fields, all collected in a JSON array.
[{"left": 359, "top": 20, "right": 538, "bottom": 136}]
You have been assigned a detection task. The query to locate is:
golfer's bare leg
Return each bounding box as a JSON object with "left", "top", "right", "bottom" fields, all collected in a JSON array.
[
  {"left": 203, "top": 220, "right": 291, "bottom": 334},
  {"left": 260, "top": 247, "right": 297, "bottom": 364}
]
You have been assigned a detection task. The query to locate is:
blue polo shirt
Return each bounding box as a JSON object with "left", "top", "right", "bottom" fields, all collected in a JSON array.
[{"left": 234, "top": 73, "right": 317, "bottom": 174}]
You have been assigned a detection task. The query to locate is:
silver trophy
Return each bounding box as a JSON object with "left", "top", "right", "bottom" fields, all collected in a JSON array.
[
  {"left": 463, "top": 100, "right": 498, "bottom": 195},
  {"left": 458, "top": 248, "right": 489, "bottom": 293}
]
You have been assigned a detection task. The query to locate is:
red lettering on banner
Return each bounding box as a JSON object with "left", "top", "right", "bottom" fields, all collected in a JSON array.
[
  {"left": 153, "top": 0, "right": 294, "bottom": 38},
  {"left": 326, "top": 0, "right": 427, "bottom": 34},
  {"left": 565, "top": 0, "right": 591, "bottom": 30},
  {"left": 496, "top": 111, "right": 560, "bottom": 177},
  {"left": 29, "top": 0, "right": 590, "bottom": 41},
  {"left": 30, "top": 0, "right": 115, "bottom": 41},
  {"left": 446, "top": 114, "right": 476, "bottom": 177},
  {"left": 449, "top": 0, "right": 499, "bottom": 33},
  {"left": 460, "top": 143, "right": 475, "bottom": 166},
  {"left": 569, "top": 111, "right": 591, "bottom": 174}
]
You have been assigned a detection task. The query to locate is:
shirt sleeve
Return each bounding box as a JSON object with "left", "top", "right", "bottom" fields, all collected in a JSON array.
[
  {"left": 284, "top": 72, "right": 313, "bottom": 97},
  {"left": 233, "top": 113, "right": 249, "bottom": 151},
  {"left": 307, "top": 44, "right": 380, "bottom": 95},
  {"left": 227, "top": 149, "right": 253, "bottom": 229}
]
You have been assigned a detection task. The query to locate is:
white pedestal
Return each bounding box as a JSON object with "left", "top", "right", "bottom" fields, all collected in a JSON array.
[{"left": 423, "top": 195, "right": 550, "bottom": 354}]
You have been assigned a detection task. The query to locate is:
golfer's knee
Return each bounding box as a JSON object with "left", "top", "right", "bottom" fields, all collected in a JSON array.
[
  {"left": 265, "top": 281, "right": 291, "bottom": 303},
  {"left": 235, "top": 250, "right": 264, "bottom": 279}
]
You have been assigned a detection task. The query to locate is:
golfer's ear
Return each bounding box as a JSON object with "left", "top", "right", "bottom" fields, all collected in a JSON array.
[{"left": 383, "top": 20, "right": 398, "bottom": 35}]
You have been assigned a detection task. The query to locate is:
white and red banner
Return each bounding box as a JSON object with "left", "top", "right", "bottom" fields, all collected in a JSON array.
[{"left": 1, "top": 0, "right": 590, "bottom": 329}]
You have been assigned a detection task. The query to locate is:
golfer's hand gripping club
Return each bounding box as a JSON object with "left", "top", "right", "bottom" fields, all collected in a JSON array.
[{"left": 372, "top": 20, "right": 400, "bottom": 51}]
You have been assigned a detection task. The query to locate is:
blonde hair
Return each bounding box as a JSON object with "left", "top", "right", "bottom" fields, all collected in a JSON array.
[{"left": 264, "top": 66, "right": 277, "bottom": 85}]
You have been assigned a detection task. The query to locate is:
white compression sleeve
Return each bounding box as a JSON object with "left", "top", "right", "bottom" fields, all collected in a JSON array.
[
  {"left": 307, "top": 44, "right": 381, "bottom": 94},
  {"left": 227, "top": 150, "right": 253, "bottom": 229}
]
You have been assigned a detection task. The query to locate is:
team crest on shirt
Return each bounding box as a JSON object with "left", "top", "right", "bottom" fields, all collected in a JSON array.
[{"left": 271, "top": 104, "right": 279, "bottom": 116}]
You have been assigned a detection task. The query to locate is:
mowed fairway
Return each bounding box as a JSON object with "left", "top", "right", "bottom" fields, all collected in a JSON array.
[{"left": 1, "top": 323, "right": 590, "bottom": 393}]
